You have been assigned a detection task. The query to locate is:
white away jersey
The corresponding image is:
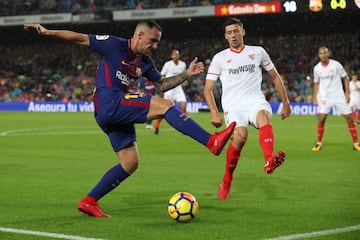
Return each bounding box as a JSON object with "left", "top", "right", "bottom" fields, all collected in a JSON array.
[
  {"left": 313, "top": 59, "right": 348, "bottom": 99},
  {"left": 161, "top": 60, "right": 186, "bottom": 94},
  {"left": 350, "top": 80, "right": 360, "bottom": 105},
  {"left": 206, "top": 45, "right": 274, "bottom": 108}
]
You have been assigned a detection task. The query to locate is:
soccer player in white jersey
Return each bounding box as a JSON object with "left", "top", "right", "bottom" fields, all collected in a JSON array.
[
  {"left": 154, "top": 49, "right": 187, "bottom": 134},
  {"left": 204, "top": 18, "right": 291, "bottom": 200},
  {"left": 312, "top": 47, "right": 360, "bottom": 152},
  {"left": 349, "top": 71, "right": 360, "bottom": 124}
]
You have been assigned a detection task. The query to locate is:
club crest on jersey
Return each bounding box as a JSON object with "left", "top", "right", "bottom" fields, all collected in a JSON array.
[
  {"left": 95, "top": 35, "right": 109, "bottom": 40},
  {"left": 248, "top": 54, "right": 255, "bottom": 60},
  {"left": 136, "top": 67, "right": 142, "bottom": 77}
]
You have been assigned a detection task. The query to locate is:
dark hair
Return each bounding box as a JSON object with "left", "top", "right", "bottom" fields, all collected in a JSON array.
[
  {"left": 223, "top": 18, "right": 243, "bottom": 32},
  {"left": 137, "top": 20, "right": 162, "bottom": 32}
]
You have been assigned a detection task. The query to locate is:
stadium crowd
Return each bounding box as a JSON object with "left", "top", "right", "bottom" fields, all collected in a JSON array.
[
  {"left": 0, "top": 0, "right": 273, "bottom": 16},
  {"left": 0, "top": 1, "right": 359, "bottom": 103},
  {"left": 1, "top": 30, "right": 359, "bottom": 103}
]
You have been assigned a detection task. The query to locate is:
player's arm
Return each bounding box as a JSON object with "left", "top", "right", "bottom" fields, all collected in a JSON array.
[
  {"left": 268, "top": 67, "right": 291, "bottom": 119},
  {"left": 204, "top": 79, "right": 223, "bottom": 128},
  {"left": 342, "top": 75, "right": 350, "bottom": 102},
  {"left": 312, "top": 68, "right": 319, "bottom": 105},
  {"left": 313, "top": 82, "right": 319, "bottom": 105},
  {"left": 23, "top": 23, "right": 90, "bottom": 46},
  {"left": 153, "top": 57, "right": 204, "bottom": 92}
]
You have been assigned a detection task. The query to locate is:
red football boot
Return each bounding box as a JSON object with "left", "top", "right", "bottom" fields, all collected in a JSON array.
[
  {"left": 264, "top": 150, "right": 285, "bottom": 174},
  {"left": 218, "top": 181, "right": 232, "bottom": 200},
  {"left": 77, "top": 199, "right": 111, "bottom": 218},
  {"left": 207, "top": 122, "right": 236, "bottom": 155}
]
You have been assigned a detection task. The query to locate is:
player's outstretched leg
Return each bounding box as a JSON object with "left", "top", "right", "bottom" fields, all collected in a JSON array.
[
  {"left": 164, "top": 106, "right": 235, "bottom": 155},
  {"left": 264, "top": 150, "right": 285, "bottom": 174}
]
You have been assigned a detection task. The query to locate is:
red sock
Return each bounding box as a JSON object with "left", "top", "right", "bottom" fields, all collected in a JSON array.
[
  {"left": 317, "top": 123, "right": 325, "bottom": 143},
  {"left": 223, "top": 143, "right": 241, "bottom": 183},
  {"left": 348, "top": 124, "right": 359, "bottom": 144},
  {"left": 259, "top": 124, "right": 274, "bottom": 161},
  {"left": 154, "top": 118, "right": 162, "bottom": 129}
]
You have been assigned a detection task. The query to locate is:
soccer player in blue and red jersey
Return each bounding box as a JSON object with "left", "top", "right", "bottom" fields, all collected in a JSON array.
[{"left": 24, "top": 20, "right": 235, "bottom": 218}]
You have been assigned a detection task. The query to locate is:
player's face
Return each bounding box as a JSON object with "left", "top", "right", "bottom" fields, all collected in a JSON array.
[
  {"left": 318, "top": 48, "right": 330, "bottom": 63},
  {"left": 224, "top": 24, "right": 245, "bottom": 50},
  {"left": 171, "top": 50, "right": 180, "bottom": 61},
  {"left": 138, "top": 27, "right": 162, "bottom": 55},
  {"left": 352, "top": 75, "right": 358, "bottom": 81}
]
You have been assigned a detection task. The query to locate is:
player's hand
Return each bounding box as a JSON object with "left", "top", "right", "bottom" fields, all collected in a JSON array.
[
  {"left": 210, "top": 112, "right": 223, "bottom": 128},
  {"left": 186, "top": 57, "right": 204, "bottom": 76},
  {"left": 23, "top": 23, "right": 48, "bottom": 35},
  {"left": 280, "top": 102, "right": 291, "bottom": 120},
  {"left": 313, "top": 98, "right": 318, "bottom": 106}
]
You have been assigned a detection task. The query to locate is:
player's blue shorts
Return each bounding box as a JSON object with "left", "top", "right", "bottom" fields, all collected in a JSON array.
[{"left": 94, "top": 88, "right": 151, "bottom": 152}]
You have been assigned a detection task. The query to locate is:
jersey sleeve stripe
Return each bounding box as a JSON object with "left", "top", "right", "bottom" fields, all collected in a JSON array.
[
  {"left": 207, "top": 72, "right": 220, "bottom": 76},
  {"left": 103, "top": 57, "right": 112, "bottom": 88}
]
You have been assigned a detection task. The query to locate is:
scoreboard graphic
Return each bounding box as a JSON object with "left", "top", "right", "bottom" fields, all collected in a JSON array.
[{"left": 282, "top": 0, "right": 360, "bottom": 13}]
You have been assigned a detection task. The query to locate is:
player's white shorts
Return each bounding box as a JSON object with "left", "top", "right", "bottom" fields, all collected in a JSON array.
[
  {"left": 317, "top": 97, "right": 351, "bottom": 115},
  {"left": 164, "top": 86, "right": 186, "bottom": 103},
  {"left": 223, "top": 101, "right": 272, "bottom": 129},
  {"left": 350, "top": 98, "right": 360, "bottom": 110}
]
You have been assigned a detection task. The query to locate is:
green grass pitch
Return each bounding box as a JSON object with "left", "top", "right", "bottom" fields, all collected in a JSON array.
[{"left": 0, "top": 112, "right": 359, "bottom": 240}]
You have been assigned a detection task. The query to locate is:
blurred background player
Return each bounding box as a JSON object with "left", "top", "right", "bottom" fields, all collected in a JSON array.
[
  {"left": 204, "top": 18, "right": 291, "bottom": 200},
  {"left": 349, "top": 70, "right": 360, "bottom": 124},
  {"left": 312, "top": 47, "right": 360, "bottom": 151},
  {"left": 153, "top": 49, "right": 187, "bottom": 135}
]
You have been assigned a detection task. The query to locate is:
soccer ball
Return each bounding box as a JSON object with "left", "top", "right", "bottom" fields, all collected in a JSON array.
[{"left": 167, "top": 192, "right": 199, "bottom": 223}]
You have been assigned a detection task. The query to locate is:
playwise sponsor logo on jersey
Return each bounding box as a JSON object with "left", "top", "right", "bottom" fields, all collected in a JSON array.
[{"left": 228, "top": 64, "right": 255, "bottom": 74}]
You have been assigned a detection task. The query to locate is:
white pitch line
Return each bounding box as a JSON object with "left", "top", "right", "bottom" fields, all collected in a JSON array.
[
  {"left": 0, "top": 227, "right": 106, "bottom": 240},
  {"left": 0, "top": 127, "right": 174, "bottom": 137},
  {"left": 0, "top": 131, "right": 101, "bottom": 137},
  {"left": 0, "top": 127, "right": 95, "bottom": 136},
  {"left": 262, "top": 224, "right": 360, "bottom": 240}
]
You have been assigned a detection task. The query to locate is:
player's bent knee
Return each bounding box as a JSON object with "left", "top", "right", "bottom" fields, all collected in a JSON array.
[
  {"left": 162, "top": 98, "right": 175, "bottom": 108},
  {"left": 122, "top": 160, "right": 138, "bottom": 174},
  {"left": 232, "top": 133, "right": 247, "bottom": 147}
]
